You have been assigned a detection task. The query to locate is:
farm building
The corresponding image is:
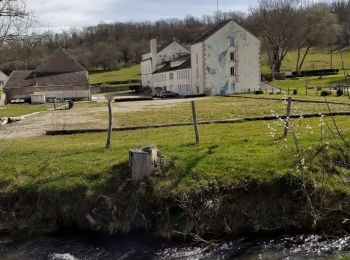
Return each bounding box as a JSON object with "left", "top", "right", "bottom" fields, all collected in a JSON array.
[
  {"left": 4, "top": 48, "right": 90, "bottom": 104},
  {"left": 0, "top": 71, "right": 8, "bottom": 90},
  {"left": 141, "top": 19, "right": 261, "bottom": 96}
]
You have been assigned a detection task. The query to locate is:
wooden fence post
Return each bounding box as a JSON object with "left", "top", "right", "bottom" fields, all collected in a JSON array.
[
  {"left": 284, "top": 97, "right": 292, "bottom": 139},
  {"left": 106, "top": 97, "right": 113, "bottom": 149},
  {"left": 191, "top": 101, "right": 200, "bottom": 144}
]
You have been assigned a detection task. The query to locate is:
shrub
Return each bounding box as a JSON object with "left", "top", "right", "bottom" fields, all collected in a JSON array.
[
  {"left": 293, "top": 89, "right": 298, "bottom": 95},
  {"left": 337, "top": 89, "right": 344, "bottom": 97},
  {"left": 255, "top": 90, "right": 264, "bottom": 95},
  {"left": 320, "top": 90, "right": 332, "bottom": 97},
  {"left": 261, "top": 72, "right": 286, "bottom": 82}
]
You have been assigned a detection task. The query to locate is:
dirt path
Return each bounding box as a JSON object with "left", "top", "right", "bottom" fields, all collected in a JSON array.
[{"left": 0, "top": 97, "right": 208, "bottom": 139}]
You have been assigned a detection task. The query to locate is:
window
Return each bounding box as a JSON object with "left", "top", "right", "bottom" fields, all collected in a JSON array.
[
  {"left": 169, "top": 73, "right": 174, "bottom": 80},
  {"left": 230, "top": 67, "right": 235, "bottom": 76},
  {"left": 196, "top": 54, "right": 199, "bottom": 64},
  {"left": 229, "top": 36, "right": 235, "bottom": 47},
  {"left": 230, "top": 52, "right": 235, "bottom": 61}
]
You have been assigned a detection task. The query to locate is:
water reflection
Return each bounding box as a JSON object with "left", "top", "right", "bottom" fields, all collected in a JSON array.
[{"left": 0, "top": 232, "right": 349, "bottom": 260}]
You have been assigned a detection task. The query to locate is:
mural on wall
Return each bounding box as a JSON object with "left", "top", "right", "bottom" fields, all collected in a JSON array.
[{"left": 205, "top": 23, "right": 254, "bottom": 95}]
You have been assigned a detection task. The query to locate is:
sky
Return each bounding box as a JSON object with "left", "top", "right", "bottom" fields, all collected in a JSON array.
[{"left": 26, "top": 0, "right": 259, "bottom": 31}]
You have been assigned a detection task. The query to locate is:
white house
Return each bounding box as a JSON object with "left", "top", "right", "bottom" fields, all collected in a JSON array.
[
  {"left": 0, "top": 71, "right": 8, "bottom": 91},
  {"left": 141, "top": 19, "right": 261, "bottom": 96}
]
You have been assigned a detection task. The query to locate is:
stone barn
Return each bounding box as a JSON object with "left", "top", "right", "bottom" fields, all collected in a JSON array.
[{"left": 4, "top": 48, "right": 90, "bottom": 103}]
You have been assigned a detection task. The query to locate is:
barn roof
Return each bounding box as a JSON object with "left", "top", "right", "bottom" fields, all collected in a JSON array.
[
  {"left": 4, "top": 48, "right": 89, "bottom": 90},
  {"left": 36, "top": 47, "right": 87, "bottom": 73},
  {"left": 4, "top": 71, "right": 89, "bottom": 89}
]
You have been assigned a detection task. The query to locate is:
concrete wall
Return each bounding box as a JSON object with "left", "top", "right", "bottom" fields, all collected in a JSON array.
[
  {"left": 141, "top": 59, "right": 153, "bottom": 87},
  {"left": 0, "top": 71, "right": 9, "bottom": 90},
  {"left": 191, "top": 42, "right": 205, "bottom": 95},
  {"left": 153, "top": 68, "right": 192, "bottom": 95},
  {"left": 204, "top": 21, "right": 261, "bottom": 95},
  {"left": 5, "top": 86, "right": 90, "bottom": 101}
]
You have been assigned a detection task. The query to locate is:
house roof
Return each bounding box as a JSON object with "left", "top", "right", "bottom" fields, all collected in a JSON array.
[
  {"left": 36, "top": 47, "right": 87, "bottom": 73},
  {"left": 4, "top": 48, "right": 89, "bottom": 90},
  {"left": 191, "top": 19, "right": 232, "bottom": 44},
  {"left": 153, "top": 56, "right": 191, "bottom": 74},
  {"left": 158, "top": 40, "right": 190, "bottom": 54},
  {"left": 4, "top": 70, "right": 89, "bottom": 89}
]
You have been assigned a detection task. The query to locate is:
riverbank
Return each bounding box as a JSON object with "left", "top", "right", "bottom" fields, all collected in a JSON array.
[{"left": 1, "top": 115, "right": 350, "bottom": 239}]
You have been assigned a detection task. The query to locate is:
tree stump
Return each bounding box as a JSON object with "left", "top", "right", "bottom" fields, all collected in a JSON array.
[{"left": 129, "top": 145, "right": 166, "bottom": 180}]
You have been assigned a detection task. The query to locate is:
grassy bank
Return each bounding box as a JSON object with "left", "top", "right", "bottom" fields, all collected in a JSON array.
[
  {"left": 1, "top": 114, "right": 350, "bottom": 237},
  {"left": 90, "top": 65, "right": 141, "bottom": 85},
  {"left": 271, "top": 72, "right": 350, "bottom": 92},
  {"left": 261, "top": 46, "right": 350, "bottom": 73},
  {"left": 0, "top": 104, "right": 52, "bottom": 117}
]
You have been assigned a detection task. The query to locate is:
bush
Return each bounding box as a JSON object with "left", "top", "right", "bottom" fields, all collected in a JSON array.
[
  {"left": 274, "top": 72, "right": 286, "bottom": 80},
  {"left": 293, "top": 89, "right": 298, "bottom": 95},
  {"left": 321, "top": 90, "right": 332, "bottom": 97},
  {"left": 255, "top": 90, "right": 264, "bottom": 95},
  {"left": 261, "top": 72, "right": 285, "bottom": 82},
  {"left": 337, "top": 89, "right": 344, "bottom": 97}
]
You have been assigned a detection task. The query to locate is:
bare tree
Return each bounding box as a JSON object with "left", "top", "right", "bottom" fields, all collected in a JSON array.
[
  {"left": 294, "top": 4, "right": 338, "bottom": 74},
  {"left": 0, "top": 0, "right": 36, "bottom": 64},
  {"left": 330, "top": 0, "right": 350, "bottom": 46},
  {"left": 248, "top": 0, "right": 301, "bottom": 72}
]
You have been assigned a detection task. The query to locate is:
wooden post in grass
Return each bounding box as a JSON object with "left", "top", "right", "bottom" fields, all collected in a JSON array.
[
  {"left": 284, "top": 97, "right": 292, "bottom": 139},
  {"left": 191, "top": 101, "right": 200, "bottom": 144},
  {"left": 105, "top": 95, "right": 113, "bottom": 149}
]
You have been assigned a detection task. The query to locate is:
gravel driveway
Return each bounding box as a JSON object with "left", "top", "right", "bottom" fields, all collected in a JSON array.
[{"left": 0, "top": 97, "right": 208, "bottom": 139}]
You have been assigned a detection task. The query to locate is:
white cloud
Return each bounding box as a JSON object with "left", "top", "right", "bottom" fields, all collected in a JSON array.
[
  {"left": 25, "top": 0, "right": 260, "bottom": 31},
  {"left": 26, "top": 0, "right": 121, "bottom": 30}
]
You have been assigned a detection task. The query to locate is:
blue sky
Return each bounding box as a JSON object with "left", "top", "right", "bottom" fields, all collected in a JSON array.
[{"left": 26, "top": 0, "right": 259, "bottom": 31}]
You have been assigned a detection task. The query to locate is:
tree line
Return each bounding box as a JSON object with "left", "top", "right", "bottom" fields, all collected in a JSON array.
[{"left": 1, "top": 0, "right": 350, "bottom": 73}]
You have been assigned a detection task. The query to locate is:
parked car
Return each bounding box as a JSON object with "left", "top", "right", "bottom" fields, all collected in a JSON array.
[
  {"left": 152, "top": 90, "right": 162, "bottom": 97},
  {"left": 159, "top": 91, "right": 180, "bottom": 98}
]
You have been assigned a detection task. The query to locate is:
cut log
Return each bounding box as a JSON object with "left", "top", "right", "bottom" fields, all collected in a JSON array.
[{"left": 129, "top": 145, "right": 166, "bottom": 181}]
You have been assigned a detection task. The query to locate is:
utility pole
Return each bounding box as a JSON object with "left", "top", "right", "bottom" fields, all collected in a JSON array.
[{"left": 216, "top": 0, "right": 219, "bottom": 23}]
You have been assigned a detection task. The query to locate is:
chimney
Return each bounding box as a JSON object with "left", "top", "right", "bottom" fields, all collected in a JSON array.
[{"left": 150, "top": 39, "right": 157, "bottom": 72}]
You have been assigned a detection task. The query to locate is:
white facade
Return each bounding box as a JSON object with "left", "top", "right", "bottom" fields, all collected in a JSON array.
[
  {"left": 0, "top": 71, "right": 9, "bottom": 91},
  {"left": 141, "top": 20, "right": 261, "bottom": 96}
]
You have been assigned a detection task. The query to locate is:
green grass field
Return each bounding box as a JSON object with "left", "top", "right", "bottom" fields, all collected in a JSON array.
[
  {"left": 261, "top": 46, "right": 350, "bottom": 73},
  {"left": 271, "top": 72, "right": 350, "bottom": 92},
  {"left": 89, "top": 65, "right": 141, "bottom": 85},
  {"left": 0, "top": 115, "right": 349, "bottom": 194},
  {"left": 68, "top": 97, "right": 350, "bottom": 129},
  {"left": 1, "top": 96, "right": 350, "bottom": 195},
  {"left": 0, "top": 104, "right": 52, "bottom": 117}
]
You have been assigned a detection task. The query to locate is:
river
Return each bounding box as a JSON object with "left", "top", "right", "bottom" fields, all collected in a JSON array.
[{"left": 0, "top": 231, "right": 349, "bottom": 259}]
